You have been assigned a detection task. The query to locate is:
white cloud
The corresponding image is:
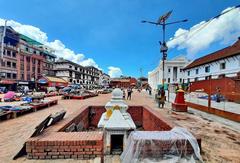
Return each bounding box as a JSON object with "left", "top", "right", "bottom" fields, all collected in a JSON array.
[
  {"left": 0, "top": 18, "right": 99, "bottom": 68},
  {"left": 108, "top": 66, "right": 123, "bottom": 78},
  {"left": 167, "top": 7, "right": 240, "bottom": 59}
]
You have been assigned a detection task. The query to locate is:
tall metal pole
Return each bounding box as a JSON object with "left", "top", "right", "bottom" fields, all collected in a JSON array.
[
  {"left": 141, "top": 11, "right": 187, "bottom": 96},
  {"left": 162, "top": 21, "right": 165, "bottom": 87}
]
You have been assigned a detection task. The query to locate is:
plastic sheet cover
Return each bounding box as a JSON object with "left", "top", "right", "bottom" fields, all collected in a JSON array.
[{"left": 120, "top": 127, "right": 203, "bottom": 163}]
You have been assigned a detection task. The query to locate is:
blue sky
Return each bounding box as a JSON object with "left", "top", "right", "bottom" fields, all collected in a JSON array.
[{"left": 0, "top": 0, "right": 239, "bottom": 77}]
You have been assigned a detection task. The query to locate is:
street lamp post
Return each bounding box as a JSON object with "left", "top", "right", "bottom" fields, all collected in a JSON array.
[{"left": 142, "top": 11, "right": 187, "bottom": 88}]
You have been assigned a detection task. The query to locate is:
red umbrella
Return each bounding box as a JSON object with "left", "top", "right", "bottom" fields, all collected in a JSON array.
[{"left": 4, "top": 91, "right": 16, "bottom": 99}]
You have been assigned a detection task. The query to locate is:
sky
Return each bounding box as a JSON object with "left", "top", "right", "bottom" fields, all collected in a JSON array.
[{"left": 0, "top": 0, "right": 239, "bottom": 78}]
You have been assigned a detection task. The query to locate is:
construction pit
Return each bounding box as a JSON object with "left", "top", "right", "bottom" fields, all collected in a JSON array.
[{"left": 24, "top": 89, "right": 202, "bottom": 162}]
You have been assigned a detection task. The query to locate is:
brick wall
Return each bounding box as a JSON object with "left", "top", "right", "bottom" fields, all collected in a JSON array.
[
  {"left": 59, "top": 108, "right": 89, "bottom": 131},
  {"left": 127, "top": 106, "right": 143, "bottom": 127},
  {"left": 190, "top": 77, "right": 240, "bottom": 102},
  {"left": 142, "top": 106, "right": 173, "bottom": 131},
  {"left": 89, "top": 106, "right": 105, "bottom": 127},
  {"left": 26, "top": 132, "right": 103, "bottom": 160}
]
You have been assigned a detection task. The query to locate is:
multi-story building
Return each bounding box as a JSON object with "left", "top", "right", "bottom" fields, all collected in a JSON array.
[
  {"left": 39, "top": 45, "right": 56, "bottom": 76},
  {"left": 85, "top": 66, "right": 101, "bottom": 89},
  {"left": 54, "top": 58, "right": 102, "bottom": 89},
  {"left": 0, "top": 26, "right": 56, "bottom": 90},
  {"left": 0, "top": 26, "right": 19, "bottom": 90},
  {"left": 109, "top": 77, "right": 137, "bottom": 88},
  {"left": 99, "top": 72, "right": 110, "bottom": 88},
  {"left": 54, "top": 58, "right": 84, "bottom": 85},
  {"left": 148, "top": 56, "right": 190, "bottom": 90},
  {"left": 183, "top": 38, "right": 240, "bottom": 82},
  {"left": 17, "top": 34, "right": 45, "bottom": 88},
  {"left": 183, "top": 38, "right": 240, "bottom": 102}
]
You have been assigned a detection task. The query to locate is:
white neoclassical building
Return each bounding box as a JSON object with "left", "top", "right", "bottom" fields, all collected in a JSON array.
[{"left": 148, "top": 56, "right": 190, "bottom": 90}]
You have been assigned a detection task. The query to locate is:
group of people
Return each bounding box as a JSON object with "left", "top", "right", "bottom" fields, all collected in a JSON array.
[{"left": 122, "top": 87, "right": 133, "bottom": 100}]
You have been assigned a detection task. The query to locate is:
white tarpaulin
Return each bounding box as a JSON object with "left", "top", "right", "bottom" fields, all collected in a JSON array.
[{"left": 120, "top": 127, "right": 203, "bottom": 163}]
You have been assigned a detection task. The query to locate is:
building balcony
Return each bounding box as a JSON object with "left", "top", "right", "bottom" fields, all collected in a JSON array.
[{"left": 1, "top": 43, "right": 18, "bottom": 51}]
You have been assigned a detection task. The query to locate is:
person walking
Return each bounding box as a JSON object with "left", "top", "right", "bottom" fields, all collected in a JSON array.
[
  {"left": 127, "top": 87, "right": 132, "bottom": 100},
  {"left": 216, "top": 87, "right": 221, "bottom": 103},
  {"left": 149, "top": 87, "right": 152, "bottom": 96},
  {"left": 122, "top": 89, "right": 126, "bottom": 99},
  {"left": 157, "top": 87, "right": 165, "bottom": 108}
]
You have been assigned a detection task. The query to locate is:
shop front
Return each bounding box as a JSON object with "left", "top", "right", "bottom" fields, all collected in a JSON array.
[
  {"left": 38, "top": 76, "right": 68, "bottom": 92},
  {"left": 0, "top": 80, "right": 17, "bottom": 92}
]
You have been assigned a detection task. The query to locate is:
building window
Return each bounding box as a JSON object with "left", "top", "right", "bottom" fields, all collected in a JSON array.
[
  {"left": 180, "top": 78, "right": 182, "bottom": 83},
  {"left": 12, "top": 74, "right": 16, "bottom": 79},
  {"left": 205, "top": 66, "right": 210, "bottom": 73},
  {"left": 168, "top": 68, "right": 171, "bottom": 73},
  {"left": 168, "top": 78, "right": 170, "bottom": 83},
  {"left": 7, "top": 61, "right": 11, "bottom": 67},
  {"left": 7, "top": 73, "right": 11, "bottom": 78},
  {"left": 1, "top": 60, "right": 5, "bottom": 67},
  {"left": 26, "top": 57, "right": 30, "bottom": 62},
  {"left": 7, "top": 50, "right": 11, "bottom": 56},
  {"left": 187, "top": 71, "right": 190, "bottom": 76},
  {"left": 196, "top": 69, "right": 199, "bottom": 74},
  {"left": 12, "top": 62, "right": 16, "bottom": 68},
  {"left": 12, "top": 52, "right": 16, "bottom": 57},
  {"left": 69, "top": 65, "right": 72, "bottom": 69},
  {"left": 220, "top": 62, "right": 226, "bottom": 70},
  {"left": 205, "top": 76, "right": 211, "bottom": 80}
]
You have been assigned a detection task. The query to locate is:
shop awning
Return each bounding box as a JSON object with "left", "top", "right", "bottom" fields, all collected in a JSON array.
[
  {"left": 38, "top": 76, "right": 68, "bottom": 87},
  {"left": 0, "top": 80, "right": 16, "bottom": 84}
]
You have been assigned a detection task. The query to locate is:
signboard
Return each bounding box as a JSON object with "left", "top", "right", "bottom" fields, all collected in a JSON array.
[
  {"left": 38, "top": 79, "right": 47, "bottom": 84},
  {"left": 18, "top": 81, "right": 29, "bottom": 85}
]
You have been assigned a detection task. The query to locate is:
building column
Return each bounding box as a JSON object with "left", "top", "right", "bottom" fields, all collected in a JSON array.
[
  {"left": 24, "top": 56, "right": 27, "bottom": 80},
  {"left": 30, "top": 57, "right": 33, "bottom": 80},
  {"left": 171, "top": 67, "right": 174, "bottom": 83},
  {"left": 16, "top": 53, "right": 21, "bottom": 80},
  {"left": 39, "top": 60, "right": 43, "bottom": 79},
  {"left": 35, "top": 60, "right": 38, "bottom": 80}
]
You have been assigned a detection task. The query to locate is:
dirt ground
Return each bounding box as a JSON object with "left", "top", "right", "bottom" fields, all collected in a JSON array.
[{"left": 0, "top": 90, "right": 239, "bottom": 163}]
